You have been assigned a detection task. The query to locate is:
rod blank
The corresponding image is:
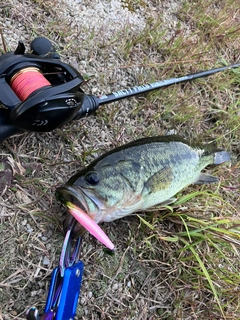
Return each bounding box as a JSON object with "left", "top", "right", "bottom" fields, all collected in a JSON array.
[{"left": 96, "top": 62, "right": 240, "bottom": 105}]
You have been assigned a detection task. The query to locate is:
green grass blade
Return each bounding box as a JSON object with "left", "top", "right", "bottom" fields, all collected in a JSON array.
[{"left": 180, "top": 238, "right": 225, "bottom": 318}]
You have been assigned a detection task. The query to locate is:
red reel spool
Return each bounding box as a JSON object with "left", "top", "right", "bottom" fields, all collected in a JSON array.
[{"left": 10, "top": 67, "right": 51, "bottom": 101}]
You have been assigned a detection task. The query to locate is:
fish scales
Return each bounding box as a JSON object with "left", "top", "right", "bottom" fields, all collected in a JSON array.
[{"left": 90, "top": 140, "right": 209, "bottom": 212}]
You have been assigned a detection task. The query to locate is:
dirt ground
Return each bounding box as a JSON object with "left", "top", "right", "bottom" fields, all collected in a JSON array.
[{"left": 0, "top": 1, "right": 239, "bottom": 319}]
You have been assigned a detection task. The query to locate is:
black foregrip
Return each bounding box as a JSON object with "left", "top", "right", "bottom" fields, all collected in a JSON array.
[
  {"left": 0, "top": 109, "right": 21, "bottom": 144},
  {"left": 73, "top": 95, "right": 100, "bottom": 120}
]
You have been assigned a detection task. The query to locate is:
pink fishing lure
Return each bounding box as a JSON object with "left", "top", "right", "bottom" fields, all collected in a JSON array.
[{"left": 66, "top": 202, "right": 114, "bottom": 250}]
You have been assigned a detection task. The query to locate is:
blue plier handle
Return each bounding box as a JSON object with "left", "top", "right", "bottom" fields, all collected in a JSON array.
[
  {"left": 27, "top": 227, "right": 84, "bottom": 320},
  {"left": 44, "top": 261, "right": 84, "bottom": 319}
]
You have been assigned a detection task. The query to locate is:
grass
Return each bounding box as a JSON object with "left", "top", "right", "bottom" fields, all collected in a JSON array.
[
  {"left": 141, "top": 190, "right": 240, "bottom": 317},
  {"left": 0, "top": 0, "right": 240, "bottom": 319}
]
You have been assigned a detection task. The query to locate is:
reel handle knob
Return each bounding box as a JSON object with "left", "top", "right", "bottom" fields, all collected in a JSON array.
[
  {"left": 30, "top": 37, "right": 52, "bottom": 56},
  {"left": 30, "top": 37, "right": 60, "bottom": 59}
]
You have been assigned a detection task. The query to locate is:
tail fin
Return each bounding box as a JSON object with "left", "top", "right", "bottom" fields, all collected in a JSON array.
[{"left": 214, "top": 150, "right": 231, "bottom": 165}]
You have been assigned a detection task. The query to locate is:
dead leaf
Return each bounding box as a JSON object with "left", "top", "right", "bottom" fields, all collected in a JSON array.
[{"left": 7, "top": 156, "right": 26, "bottom": 176}]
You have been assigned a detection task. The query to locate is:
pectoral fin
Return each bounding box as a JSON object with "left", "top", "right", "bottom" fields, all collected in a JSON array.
[
  {"left": 144, "top": 166, "right": 172, "bottom": 194},
  {"left": 194, "top": 173, "right": 218, "bottom": 184}
]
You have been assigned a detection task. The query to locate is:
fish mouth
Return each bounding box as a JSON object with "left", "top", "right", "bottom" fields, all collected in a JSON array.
[
  {"left": 56, "top": 184, "right": 94, "bottom": 216},
  {"left": 55, "top": 185, "right": 114, "bottom": 250}
]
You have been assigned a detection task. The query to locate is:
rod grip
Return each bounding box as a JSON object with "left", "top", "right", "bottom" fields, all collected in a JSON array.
[{"left": 0, "top": 109, "right": 21, "bottom": 143}]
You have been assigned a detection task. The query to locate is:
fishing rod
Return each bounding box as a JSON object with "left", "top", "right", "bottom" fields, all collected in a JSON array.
[
  {"left": 74, "top": 62, "right": 240, "bottom": 119},
  {"left": 0, "top": 37, "right": 239, "bottom": 144}
]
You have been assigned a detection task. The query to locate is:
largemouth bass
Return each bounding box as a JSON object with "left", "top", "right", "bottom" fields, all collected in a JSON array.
[{"left": 56, "top": 135, "right": 230, "bottom": 249}]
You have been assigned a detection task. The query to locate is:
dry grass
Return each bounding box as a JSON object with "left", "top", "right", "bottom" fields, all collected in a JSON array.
[{"left": 0, "top": 0, "right": 239, "bottom": 319}]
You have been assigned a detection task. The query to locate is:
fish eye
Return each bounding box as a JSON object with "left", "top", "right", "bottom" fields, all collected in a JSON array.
[{"left": 85, "top": 171, "right": 99, "bottom": 186}]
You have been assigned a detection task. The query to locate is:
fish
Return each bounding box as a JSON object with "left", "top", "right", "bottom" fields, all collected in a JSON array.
[{"left": 56, "top": 135, "right": 230, "bottom": 249}]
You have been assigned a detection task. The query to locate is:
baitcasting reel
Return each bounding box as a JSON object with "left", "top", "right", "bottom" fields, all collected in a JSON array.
[
  {"left": 0, "top": 37, "right": 101, "bottom": 143},
  {"left": 0, "top": 36, "right": 239, "bottom": 144}
]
